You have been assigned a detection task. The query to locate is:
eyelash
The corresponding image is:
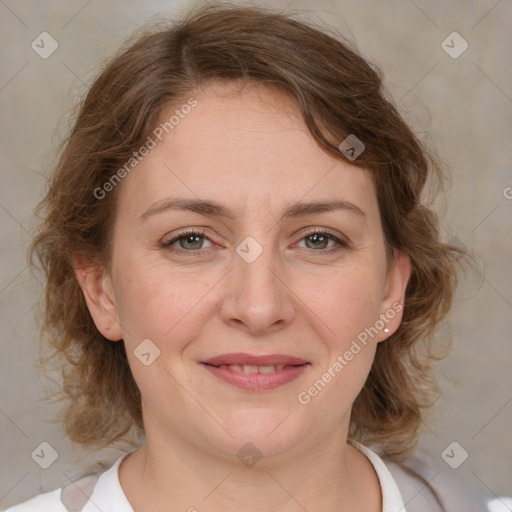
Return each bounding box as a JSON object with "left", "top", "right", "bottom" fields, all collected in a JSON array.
[{"left": 161, "top": 228, "right": 349, "bottom": 256}]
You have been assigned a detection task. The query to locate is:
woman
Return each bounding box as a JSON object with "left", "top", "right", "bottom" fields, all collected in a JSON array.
[{"left": 4, "top": 3, "right": 486, "bottom": 511}]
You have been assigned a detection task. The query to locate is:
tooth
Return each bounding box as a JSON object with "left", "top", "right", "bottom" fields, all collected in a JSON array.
[
  {"left": 258, "top": 365, "right": 276, "bottom": 373},
  {"left": 243, "top": 365, "right": 259, "bottom": 374},
  {"left": 220, "top": 364, "right": 285, "bottom": 373}
]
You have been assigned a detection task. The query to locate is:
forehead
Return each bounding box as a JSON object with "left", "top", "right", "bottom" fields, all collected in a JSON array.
[{"left": 117, "top": 82, "right": 378, "bottom": 220}]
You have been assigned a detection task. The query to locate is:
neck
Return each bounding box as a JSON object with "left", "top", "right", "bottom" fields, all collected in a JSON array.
[{"left": 118, "top": 426, "right": 381, "bottom": 512}]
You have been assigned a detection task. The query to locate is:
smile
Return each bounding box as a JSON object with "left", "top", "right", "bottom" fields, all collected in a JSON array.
[{"left": 200, "top": 353, "right": 310, "bottom": 391}]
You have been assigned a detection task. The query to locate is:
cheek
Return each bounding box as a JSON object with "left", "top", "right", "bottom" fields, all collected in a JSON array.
[
  {"left": 112, "top": 257, "right": 218, "bottom": 348},
  {"left": 299, "top": 274, "right": 382, "bottom": 412},
  {"left": 299, "top": 266, "right": 383, "bottom": 399},
  {"left": 306, "top": 266, "right": 384, "bottom": 343}
]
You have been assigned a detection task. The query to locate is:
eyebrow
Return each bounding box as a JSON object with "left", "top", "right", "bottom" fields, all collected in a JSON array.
[{"left": 140, "top": 197, "right": 366, "bottom": 223}]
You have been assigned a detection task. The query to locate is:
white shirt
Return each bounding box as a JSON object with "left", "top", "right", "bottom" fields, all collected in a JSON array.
[{"left": 3, "top": 442, "right": 406, "bottom": 511}]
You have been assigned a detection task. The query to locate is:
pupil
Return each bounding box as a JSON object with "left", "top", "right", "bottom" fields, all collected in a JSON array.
[
  {"left": 307, "top": 233, "right": 327, "bottom": 249},
  {"left": 182, "top": 235, "right": 202, "bottom": 249}
]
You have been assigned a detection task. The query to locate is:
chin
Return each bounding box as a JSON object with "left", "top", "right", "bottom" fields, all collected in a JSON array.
[{"left": 212, "top": 408, "right": 303, "bottom": 460}]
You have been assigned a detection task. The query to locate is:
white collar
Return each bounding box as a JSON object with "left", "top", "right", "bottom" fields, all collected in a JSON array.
[
  {"left": 84, "top": 452, "right": 134, "bottom": 512},
  {"left": 351, "top": 441, "right": 407, "bottom": 512}
]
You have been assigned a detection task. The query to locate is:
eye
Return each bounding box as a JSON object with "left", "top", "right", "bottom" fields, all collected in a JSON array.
[
  {"left": 161, "top": 227, "right": 349, "bottom": 256},
  {"left": 296, "top": 229, "right": 349, "bottom": 254},
  {"left": 161, "top": 229, "right": 213, "bottom": 253}
]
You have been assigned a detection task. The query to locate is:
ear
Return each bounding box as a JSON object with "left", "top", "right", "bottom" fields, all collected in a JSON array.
[
  {"left": 376, "top": 249, "right": 411, "bottom": 342},
  {"left": 72, "top": 254, "right": 123, "bottom": 341}
]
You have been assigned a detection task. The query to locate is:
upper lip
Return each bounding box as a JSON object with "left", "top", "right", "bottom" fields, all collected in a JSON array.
[{"left": 201, "top": 353, "right": 309, "bottom": 367}]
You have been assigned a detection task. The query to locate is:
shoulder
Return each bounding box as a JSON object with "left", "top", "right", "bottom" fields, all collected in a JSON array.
[
  {"left": 2, "top": 474, "right": 99, "bottom": 512},
  {"left": 2, "top": 488, "right": 65, "bottom": 512},
  {"left": 383, "top": 450, "right": 491, "bottom": 512},
  {"left": 2, "top": 452, "right": 134, "bottom": 512}
]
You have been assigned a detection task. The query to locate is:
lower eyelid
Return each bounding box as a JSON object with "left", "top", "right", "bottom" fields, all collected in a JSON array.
[{"left": 295, "top": 241, "right": 347, "bottom": 255}]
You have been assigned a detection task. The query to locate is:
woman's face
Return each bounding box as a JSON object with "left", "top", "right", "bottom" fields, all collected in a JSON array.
[{"left": 81, "top": 82, "right": 410, "bottom": 462}]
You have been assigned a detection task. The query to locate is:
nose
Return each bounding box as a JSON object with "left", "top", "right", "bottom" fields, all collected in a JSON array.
[{"left": 220, "top": 241, "right": 296, "bottom": 336}]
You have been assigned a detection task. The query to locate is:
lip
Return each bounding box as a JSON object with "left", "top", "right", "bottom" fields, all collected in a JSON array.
[
  {"left": 202, "top": 353, "right": 309, "bottom": 366},
  {"left": 200, "top": 353, "right": 310, "bottom": 391}
]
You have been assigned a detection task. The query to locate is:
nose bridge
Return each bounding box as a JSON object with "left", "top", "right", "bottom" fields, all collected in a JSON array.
[{"left": 221, "top": 233, "right": 294, "bottom": 334}]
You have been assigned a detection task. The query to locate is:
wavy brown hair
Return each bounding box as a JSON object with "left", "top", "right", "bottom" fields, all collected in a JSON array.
[{"left": 30, "top": 2, "right": 468, "bottom": 462}]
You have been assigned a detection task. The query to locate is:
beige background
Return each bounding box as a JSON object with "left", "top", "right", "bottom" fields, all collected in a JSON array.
[{"left": 1, "top": 0, "right": 511, "bottom": 508}]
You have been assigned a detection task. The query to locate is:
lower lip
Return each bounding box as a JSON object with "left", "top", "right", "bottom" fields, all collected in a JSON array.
[{"left": 201, "top": 363, "right": 310, "bottom": 390}]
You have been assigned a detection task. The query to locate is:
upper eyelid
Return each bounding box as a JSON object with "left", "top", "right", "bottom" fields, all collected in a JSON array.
[{"left": 163, "top": 228, "right": 211, "bottom": 245}]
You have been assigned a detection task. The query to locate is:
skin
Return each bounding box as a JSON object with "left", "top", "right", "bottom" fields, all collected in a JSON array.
[{"left": 74, "top": 81, "right": 411, "bottom": 512}]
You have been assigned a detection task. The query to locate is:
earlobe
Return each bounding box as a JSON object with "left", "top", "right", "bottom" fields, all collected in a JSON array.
[
  {"left": 378, "top": 249, "right": 411, "bottom": 342},
  {"left": 72, "top": 255, "right": 123, "bottom": 341}
]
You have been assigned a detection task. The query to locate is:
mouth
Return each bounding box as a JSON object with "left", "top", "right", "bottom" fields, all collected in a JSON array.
[
  {"left": 200, "top": 353, "right": 310, "bottom": 391},
  {"left": 206, "top": 363, "right": 290, "bottom": 373}
]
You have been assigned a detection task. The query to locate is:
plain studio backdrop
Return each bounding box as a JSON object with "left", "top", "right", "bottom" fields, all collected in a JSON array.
[{"left": 0, "top": 0, "right": 511, "bottom": 508}]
